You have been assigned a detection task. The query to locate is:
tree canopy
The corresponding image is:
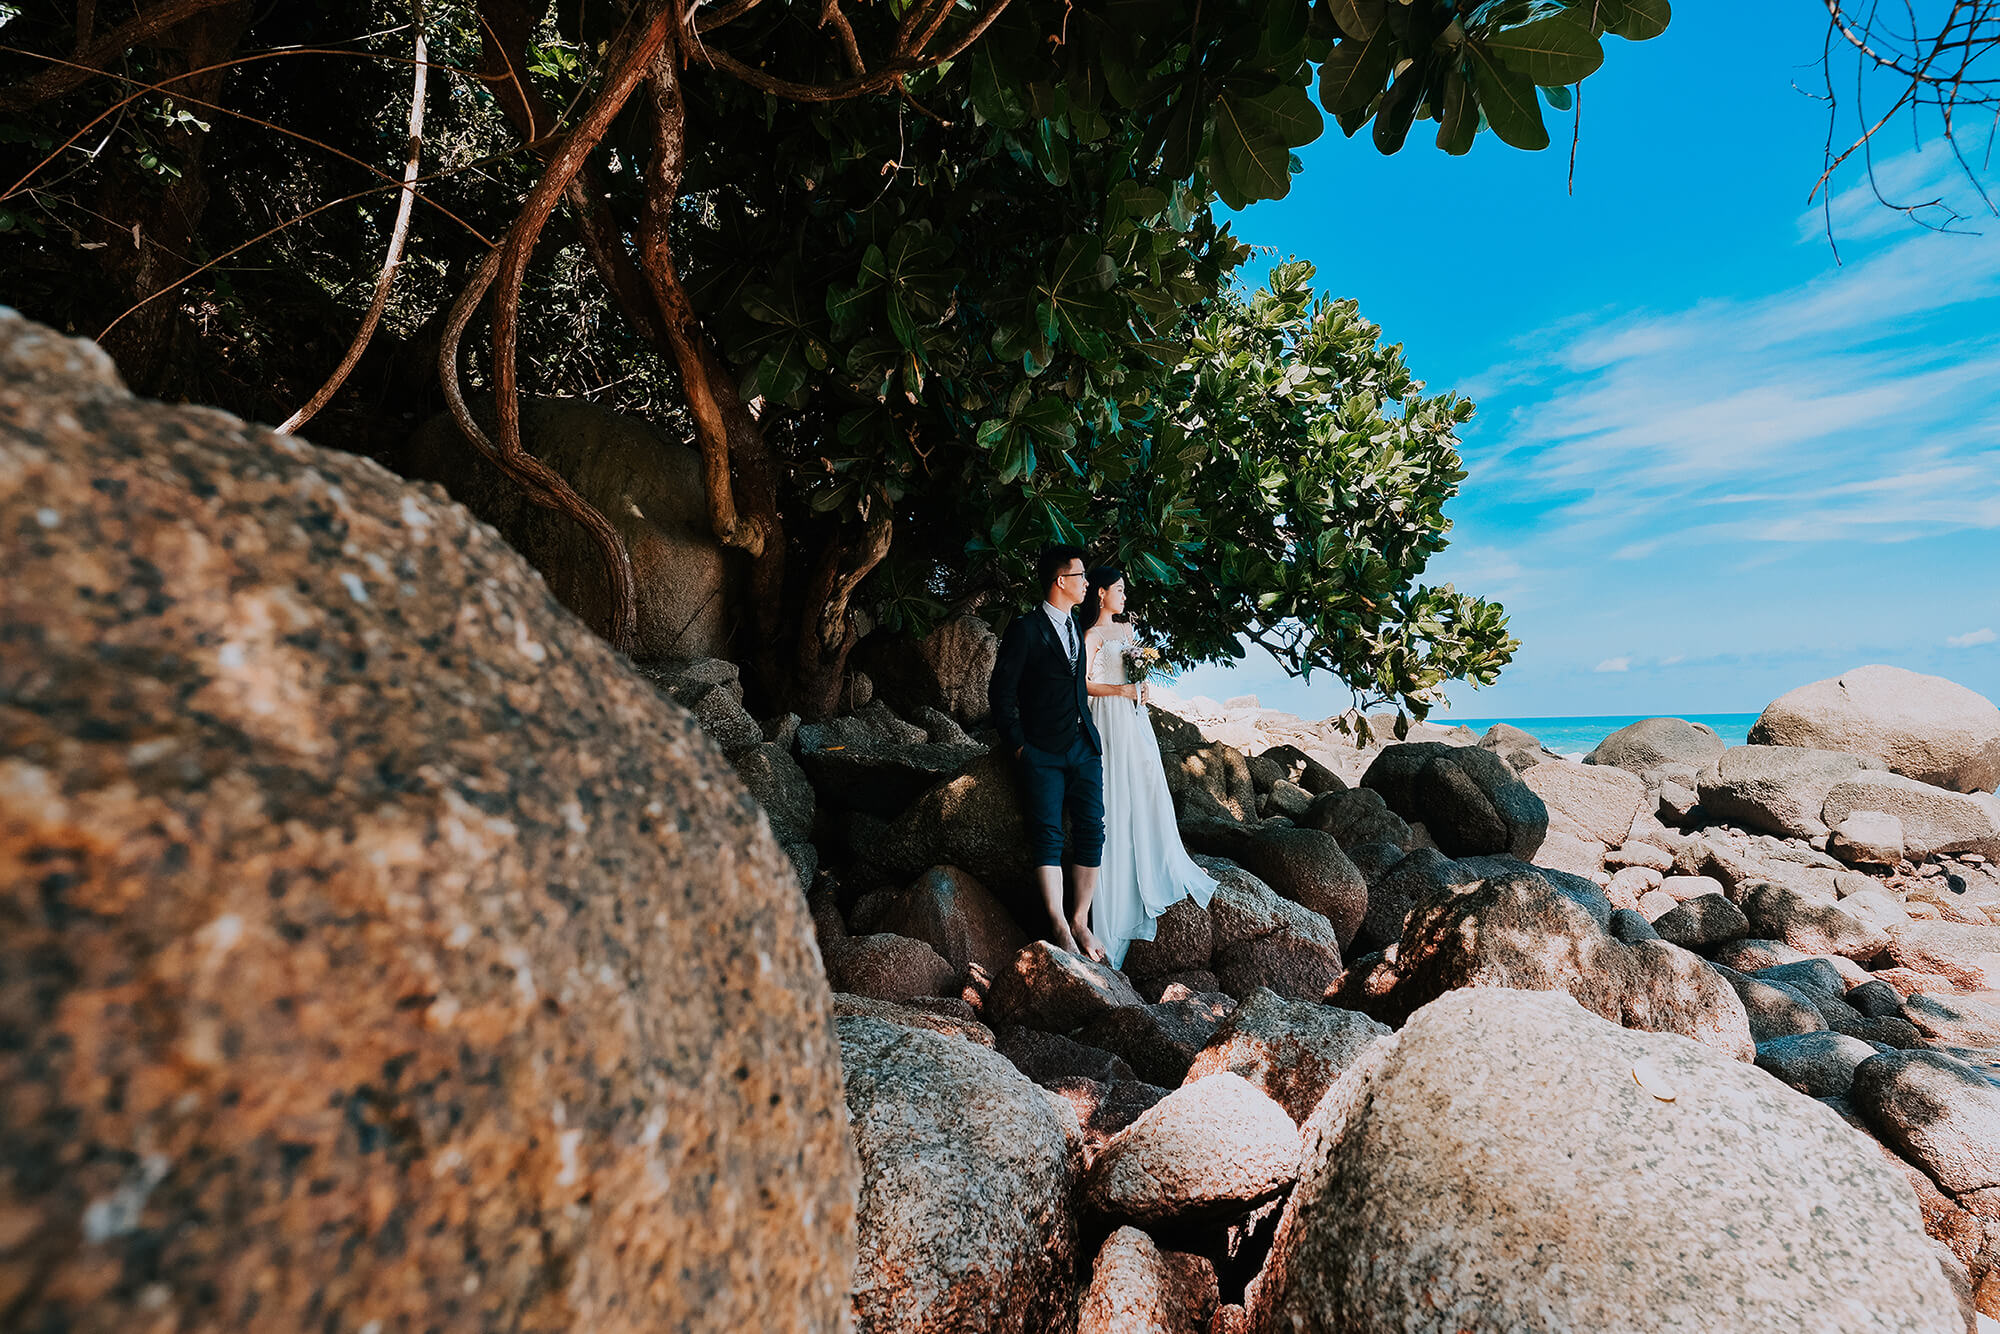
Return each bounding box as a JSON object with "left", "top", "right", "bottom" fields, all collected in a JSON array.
[{"left": 0, "top": 0, "right": 1670, "bottom": 719}]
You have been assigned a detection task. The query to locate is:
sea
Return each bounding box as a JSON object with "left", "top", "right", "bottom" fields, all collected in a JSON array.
[{"left": 1434, "top": 713, "right": 1761, "bottom": 761}]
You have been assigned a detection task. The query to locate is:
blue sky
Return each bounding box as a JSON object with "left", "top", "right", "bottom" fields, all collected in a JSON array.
[{"left": 1177, "top": 5, "right": 2000, "bottom": 722}]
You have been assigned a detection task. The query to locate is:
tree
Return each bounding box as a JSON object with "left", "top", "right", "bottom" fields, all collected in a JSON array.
[{"left": 2, "top": 0, "right": 1668, "bottom": 719}]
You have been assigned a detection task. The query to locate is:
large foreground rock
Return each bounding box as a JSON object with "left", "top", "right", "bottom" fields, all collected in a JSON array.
[
  {"left": 840, "top": 1017, "right": 1078, "bottom": 1333},
  {"left": 1250, "top": 989, "right": 1960, "bottom": 1333},
  {"left": 1751, "top": 664, "right": 2000, "bottom": 794},
  {"left": 0, "top": 314, "right": 857, "bottom": 1332}
]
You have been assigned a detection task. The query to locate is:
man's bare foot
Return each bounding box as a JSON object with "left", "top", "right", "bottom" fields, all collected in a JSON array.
[
  {"left": 1071, "top": 918, "right": 1109, "bottom": 964},
  {"left": 1051, "top": 920, "right": 1081, "bottom": 955}
]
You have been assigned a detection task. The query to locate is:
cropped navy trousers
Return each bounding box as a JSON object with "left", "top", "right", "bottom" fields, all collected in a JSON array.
[{"left": 1016, "top": 731, "right": 1105, "bottom": 869}]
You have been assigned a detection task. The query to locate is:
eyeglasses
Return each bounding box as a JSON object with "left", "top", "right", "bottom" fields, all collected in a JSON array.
[{"left": 1057, "top": 570, "right": 1087, "bottom": 581}]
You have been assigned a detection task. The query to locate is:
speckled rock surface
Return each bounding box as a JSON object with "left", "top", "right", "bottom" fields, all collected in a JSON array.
[
  {"left": 1887, "top": 923, "right": 2000, "bottom": 991},
  {"left": 1651, "top": 892, "right": 1751, "bottom": 950},
  {"left": 839, "top": 1016, "right": 1079, "bottom": 1334},
  {"left": 1852, "top": 1050, "right": 2000, "bottom": 1195},
  {"left": 0, "top": 313, "right": 857, "bottom": 1332},
  {"left": 1238, "top": 825, "right": 1367, "bottom": 951},
  {"left": 1082, "top": 1073, "right": 1303, "bottom": 1227},
  {"left": 1756, "top": 1031, "right": 1880, "bottom": 1099},
  {"left": 1250, "top": 989, "right": 1961, "bottom": 1334},
  {"left": 1199, "top": 857, "right": 1345, "bottom": 1002},
  {"left": 871, "top": 865, "right": 1030, "bottom": 992},
  {"left": 1741, "top": 881, "right": 1890, "bottom": 962},
  {"left": 1522, "top": 757, "right": 1648, "bottom": 848},
  {"left": 1123, "top": 895, "right": 1216, "bottom": 980},
  {"left": 986, "top": 941, "right": 1145, "bottom": 1031},
  {"left": 1331, "top": 869, "right": 1754, "bottom": 1060},
  {"left": 1184, "top": 988, "right": 1390, "bottom": 1125},
  {"left": 1750, "top": 665, "right": 2000, "bottom": 794},
  {"left": 1361, "top": 742, "right": 1548, "bottom": 861},
  {"left": 1697, "top": 745, "right": 1884, "bottom": 841},
  {"left": 832, "top": 993, "right": 996, "bottom": 1046},
  {"left": 824, "top": 932, "right": 960, "bottom": 1004},
  {"left": 1586, "top": 717, "right": 1726, "bottom": 775},
  {"left": 1074, "top": 995, "right": 1235, "bottom": 1087},
  {"left": 1077, "top": 1227, "right": 1219, "bottom": 1334}
]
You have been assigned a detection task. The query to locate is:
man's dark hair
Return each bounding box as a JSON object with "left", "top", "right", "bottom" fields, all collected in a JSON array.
[{"left": 1035, "top": 544, "right": 1087, "bottom": 597}]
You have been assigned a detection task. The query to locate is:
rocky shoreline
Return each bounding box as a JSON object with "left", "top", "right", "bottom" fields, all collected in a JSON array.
[{"left": 4, "top": 310, "right": 1997, "bottom": 1332}]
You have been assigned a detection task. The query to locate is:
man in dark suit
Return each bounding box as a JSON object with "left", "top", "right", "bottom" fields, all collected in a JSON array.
[{"left": 988, "top": 544, "right": 1108, "bottom": 961}]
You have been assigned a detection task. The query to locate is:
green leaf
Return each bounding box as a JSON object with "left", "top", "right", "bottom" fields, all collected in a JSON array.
[
  {"left": 1212, "top": 95, "right": 1293, "bottom": 206},
  {"left": 969, "top": 44, "right": 1029, "bottom": 129},
  {"left": 1317, "top": 30, "right": 1393, "bottom": 116},
  {"left": 1465, "top": 40, "right": 1549, "bottom": 150},
  {"left": 1265, "top": 0, "right": 1309, "bottom": 57},
  {"left": 1591, "top": 0, "right": 1670, "bottom": 41},
  {"left": 1323, "top": 0, "right": 1384, "bottom": 39},
  {"left": 1540, "top": 83, "right": 1573, "bottom": 111},
  {"left": 1371, "top": 63, "right": 1423, "bottom": 154},
  {"left": 1483, "top": 13, "right": 1603, "bottom": 86},
  {"left": 1435, "top": 68, "right": 1476, "bottom": 154}
]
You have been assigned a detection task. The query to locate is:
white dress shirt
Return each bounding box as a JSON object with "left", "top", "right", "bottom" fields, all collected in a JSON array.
[{"left": 1042, "top": 600, "right": 1078, "bottom": 669}]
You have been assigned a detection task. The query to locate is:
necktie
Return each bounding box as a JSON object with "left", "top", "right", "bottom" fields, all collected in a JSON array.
[{"left": 1063, "top": 617, "right": 1078, "bottom": 671}]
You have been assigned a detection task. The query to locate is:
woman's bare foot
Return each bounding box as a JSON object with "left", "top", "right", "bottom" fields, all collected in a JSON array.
[{"left": 1071, "top": 918, "right": 1109, "bottom": 964}]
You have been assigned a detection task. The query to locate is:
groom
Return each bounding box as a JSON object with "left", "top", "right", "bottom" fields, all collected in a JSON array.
[{"left": 989, "top": 545, "right": 1107, "bottom": 961}]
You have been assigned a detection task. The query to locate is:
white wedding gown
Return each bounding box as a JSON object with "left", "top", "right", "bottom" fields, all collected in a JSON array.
[{"left": 1086, "top": 635, "right": 1218, "bottom": 969}]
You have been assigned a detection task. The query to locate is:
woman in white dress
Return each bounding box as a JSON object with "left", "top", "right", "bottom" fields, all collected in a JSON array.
[{"left": 1079, "top": 566, "right": 1219, "bottom": 969}]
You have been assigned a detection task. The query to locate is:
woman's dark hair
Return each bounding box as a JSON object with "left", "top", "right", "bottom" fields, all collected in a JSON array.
[{"left": 1079, "top": 565, "right": 1127, "bottom": 628}]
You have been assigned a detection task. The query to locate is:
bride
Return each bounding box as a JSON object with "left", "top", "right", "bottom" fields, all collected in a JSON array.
[{"left": 1078, "top": 566, "right": 1218, "bottom": 969}]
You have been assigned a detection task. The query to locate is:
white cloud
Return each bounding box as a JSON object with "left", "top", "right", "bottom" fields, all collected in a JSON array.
[
  {"left": 1468, "top": 148, "right": 2000, "bottom": 554},
  {"left": 1948, "top": 627, "right": 1997, "bottom": 648},
  {"left": 1594, "top": 656, "right": 1631, "bottom": 673},
  {"left": 1660, "top": 654, "right": 1686, "bottom": 666}
]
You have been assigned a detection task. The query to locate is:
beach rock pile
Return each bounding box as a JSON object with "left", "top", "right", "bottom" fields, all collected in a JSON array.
[{"left": 8, "top": 312, "right": 1993, "bottom": 1331}]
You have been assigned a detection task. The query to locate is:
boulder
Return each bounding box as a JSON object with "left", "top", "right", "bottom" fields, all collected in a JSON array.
[
  {"left": 832, "top": 993, "right": 996, "bottom": 1046},
  {"left": 733, "top": 740, "right": 819, "bottom": 887},
  {"left": 1609, "top": 840, "right": 1677, "bottom": 872},
  {"left": 861, "top": 613, "right": 1001, "bottom": 726},
  {"left": 1839, "top": 886, "right": 1913, "bottom": 933},
  {"left": 1478, "top": 722, "right": 1552, "bottom": 772},
  {"left": 1522, "top": 758, "right": 1649, "bottom": 847},
  {"left": 1740, "top": 881, "right": 1890, "bottom": 962},
  {"left": 869, "top": 865, "right": 1030, "bottom": 992},
  {"left": 1251, "top": 989, "right": 1961, "bottom": 1334},
  {"left": 1199, "top": 858, "right": 1346, "bottom": 1002},
  {"left": 1184, "top": 988, "right": 1390, "bottom": 1124},
  {"left": 1714, "top": 966, "right": 1831, "bottom": 1043},
  {"left": 876, "top": 753, "right": 1038, "bottom": 894},
  {"left": 1299, "top": 786, "right": 1412, "bottom": 852},
  {"left": 1608, "top": 908, "right": 1661, "bottom": 943},
  {"left": 1261, "top": 778, "right": 1314, "bottom": 820},
  {"left": 825, "top": 934, "right": 960, "bottom": 1004},
  {"left": 1585, "top": 717, "right": 1726, "bottom": 775},
  {"left": 1750, "top": 665, "right": 2000, "bottom": 794},
  {"left": 1239, "top": 825, "right": 1368, "bottom": 951},
  {"left": 1886, "top": 923, "right": 2000, "bottom": 991},
  {"left": 1122, "top": 896, "right": 1216, "bottom": 981},
  {"left": 0, "top": 317, "right": 857, "bottom": 1333},
  {"left": 1852, "top": 1050, "right": 2000, "bottom": 1194},
  {"left": 839, "top": 1017, "right": 1077, "bottom": 1334},
  {"left": 1361, "top": 743, "right": 1548, "bottom": 860},
  {"left": 1259, "top": 744, "right": 1341, "bottom": 796},
  {"left": 1077, "top": 1227, "right": 1219, "bottom": 1334},
  {"left": 1903, "top": 992, "right": 2000, "bottom": 1047},
  {"left": 798, "top": 736, "right": 989, "bottom": 819},
  {"left": 405, "top": 397, "right": 738, "bottom": 661},
  {"left": 642, "top": 660, "right": 765, "bottom": 757},
  {"left": 1606, "top": 865, "right": 1662, "bottom": 909},
  {"left": 1756, "top": 1031, "right": 1880, "bottom": 1098},
  {"left": 1697, "top": 745, "right": 1884, "bottom": 841},
  {"left": 1848, "top": 979, "right": 1912, "bottom": 1021},
  {"left": 995, "top": 1026, "right": 1138, "bottom": 1086},
  {"left": 986, "top": 941, "right": 1145, "bottom": 1032},
  {"left": 1081, "top": 1074, "right": 1303, "bottom": 1227},
  {"left": 1536, "top": 829, "right": 1612, "bottom": 881},
  {"left": 1043, "top": 1077, "right": 1173, "bottom": 1154},
  {"left": 1335, "top": 868, "right": 1754, "bottom": 1060},
  {"left": 1156, "top": 710, "right": 1259, "bottom": 823},
  {"left": 1074, "top": 997, "right": 1236, "bottom": 1088},
  {"left": 1650, "top": 893, "right": 1751, "bottom": 951},
  {"left": 1830, "top": 810, "right": 1908, "bottom": 867},
  {"left": 1711, "top": 938, "right": 1812, "bottom": 972},
  {"left": 1353, "top": 848, "right": 1476, "bottom": 955},
  {"left": 1822, "top": 772, "right": 2000, "bottom": 861}
]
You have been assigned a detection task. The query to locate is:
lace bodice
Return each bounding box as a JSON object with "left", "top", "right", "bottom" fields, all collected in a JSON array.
[{"left": 1086, "top": 634, "right": 1133, "bottom": 685}]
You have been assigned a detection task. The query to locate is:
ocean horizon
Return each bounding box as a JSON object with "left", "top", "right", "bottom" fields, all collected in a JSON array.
[{"left": 1434, "top": 712, "right": 1761, "bottom": 759}]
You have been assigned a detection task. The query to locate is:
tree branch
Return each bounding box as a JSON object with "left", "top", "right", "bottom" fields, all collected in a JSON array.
[
  {"left": 0, "top": 0, "right": 242, "bottom": 109},
  {"left": 279, "top": 3, "right": 430, "bottom": 435}
]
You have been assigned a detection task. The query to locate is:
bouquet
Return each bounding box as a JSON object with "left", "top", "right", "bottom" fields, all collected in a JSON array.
[{"left": 1121, "top": 638, "right": 1163, "bottom": 708}]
